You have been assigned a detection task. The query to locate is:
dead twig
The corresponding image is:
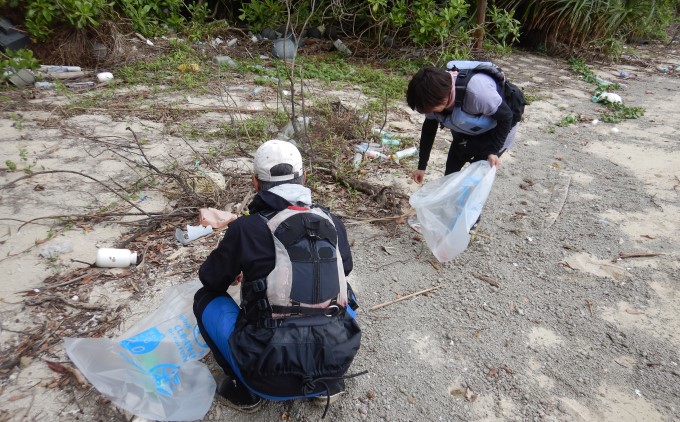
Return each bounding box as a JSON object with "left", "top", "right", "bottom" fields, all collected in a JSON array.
[
  {"left": 471, "top": 273, "right": 500, "bottom": 288},
  {"left": 612, "top": 252, "right": 664, "bottom": 262},
  {"left": 370, "top": 285, "right": 443, "bottom": 311},
  {"left": 25, "top": 295, "right": 104, "bottom": 311},
  {"left": 38, "top": 271, "right": 100, "bottom": 290},
  {"left": 3, "top": 170, "right": 151, "bottom": 217}
]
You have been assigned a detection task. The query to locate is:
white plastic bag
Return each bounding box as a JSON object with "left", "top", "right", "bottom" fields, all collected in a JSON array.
[
  {"left": 409, "top": 161, "right": 496, "bottom": 262},
  {"left": 65, "top": 280, "right": 215, "bottom": 421}
]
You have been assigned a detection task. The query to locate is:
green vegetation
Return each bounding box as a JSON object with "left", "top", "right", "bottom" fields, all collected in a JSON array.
[
  {"left": 0, "top": 48, "right": 40, "bottom": 82},
  {"left": 5, "top": 160, "right": 17, "bottom": 171},
  {"left": 500, "top": 0, "right": 680, "bottom": 56},
  {"left": 568, "top": 57, "right": 645, "bottom": 123},
  {"left": 118, "top": 41, "right": 211, "bottom": 91},
  {"left": 601, "top": 102, "right": 645, "bottom": 123},
  {"left": 3, "top": 0, "right": 677, "bottom": 63},
  {"left": 557, "top": 114, "right": 578, "bottom": 127}
]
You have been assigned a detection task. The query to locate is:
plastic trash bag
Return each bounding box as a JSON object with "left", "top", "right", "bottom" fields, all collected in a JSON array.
[
  {"left": 409, "top": 161, "right": 496, "bottom": 262},
  {"left": 65, "top": 280, "right": 215, "bottom": 421}
]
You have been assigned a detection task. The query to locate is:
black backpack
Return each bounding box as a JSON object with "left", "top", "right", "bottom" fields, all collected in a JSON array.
[
  {"left": 230, "top": 205, "right": 361, "bottom": 399},
  {"left": 447, "top": 61, "right": 526, "bottom": 127}
]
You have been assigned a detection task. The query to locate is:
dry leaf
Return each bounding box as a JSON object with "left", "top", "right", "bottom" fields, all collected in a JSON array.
[
  {"left": 625, "top": 309, "right": 644, "bottom": 315},
  {"left": 45, "top": 361, "right": 66, "bottom": 373},
  {"left": 64, "top": 365, "right": 89, "bottom": 387},
  {"left": 464, "top": 387, "right": 478, "bottom": 402},
  {"left": 450, "top": 388, "right": 465, "bottom": 398},
  {"left": 486, "top": 368, "right": 498, "bottom": 378}
]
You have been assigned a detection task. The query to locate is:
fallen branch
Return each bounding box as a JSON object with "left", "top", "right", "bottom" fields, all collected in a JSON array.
[
  {"left": 64, "top": 106, "right": 262, "bottom": 114},
  {"left": 612, "top": 252, "right": 664, "bottom": 262},
  {"left": 471, "top": 273, "right": 500, "bottom": 288},
  {"left": 3, "top": 170, "right": 151, "bottom": 217},
  {"left": 370, "top": 285, "right": 443, "bottom": 311},
  {"left": 25, "top": 295, "right": 104, "bottom": 311},
  {"left": 38, "top": 271, "right": 101, "bottom": 290}
]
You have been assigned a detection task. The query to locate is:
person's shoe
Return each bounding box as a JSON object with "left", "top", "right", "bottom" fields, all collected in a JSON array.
[
  {"left": 312, "top": 380, "right": 346, "bottom": 406},
  {"left": 215, "top": 373, "right": 262, "bottom": 413},
  {"left": 470, "top": 215, "right": 482, "bottom": 232}
]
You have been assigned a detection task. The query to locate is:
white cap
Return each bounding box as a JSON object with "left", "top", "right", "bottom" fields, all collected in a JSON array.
[{"left": 253, "top": 140, "right": 303, "bottom": 182}]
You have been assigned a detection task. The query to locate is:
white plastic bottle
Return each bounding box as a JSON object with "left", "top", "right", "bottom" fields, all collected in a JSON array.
[
  {"left": 96, "top": 248, "right": 138, "bottom": 268},
  {"left": 392, "top": 146, "right": 418, "bottom": 161}
]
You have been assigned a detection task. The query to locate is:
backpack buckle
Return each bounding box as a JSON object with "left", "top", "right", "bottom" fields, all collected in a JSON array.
[
  {"left": 256, "top": 299, "right": 270, "bottom": 311},
  {"left": 324, "top": 305, "right": 340, "bottom": 317},
  {"left": 252, "top": 279, "right": 266, "bottom": 293},
  {"left": 261, "top": 318, "right": 281, "bottom": 329}
]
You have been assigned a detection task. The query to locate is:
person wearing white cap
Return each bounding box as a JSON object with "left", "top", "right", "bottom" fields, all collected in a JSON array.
[{"left": 194, "top": 140, "right": 362, "bottom": 417}]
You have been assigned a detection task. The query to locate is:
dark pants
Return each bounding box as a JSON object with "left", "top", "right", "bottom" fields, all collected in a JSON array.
[{"left": 445, "top": 134, "right": 505, "bottom": 175}]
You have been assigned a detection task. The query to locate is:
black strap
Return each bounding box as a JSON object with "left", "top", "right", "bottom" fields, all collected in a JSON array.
[
  {"left": 302, "top": 370, "right": 369, "bottom": 418},
  {"left": 270, "top": 304, "right": 342, "bottom": 317}
]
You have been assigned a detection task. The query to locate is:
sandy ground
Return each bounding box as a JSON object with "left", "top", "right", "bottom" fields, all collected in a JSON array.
[{"left": 1, "top": 45, "right": 679, "bottom": 421}]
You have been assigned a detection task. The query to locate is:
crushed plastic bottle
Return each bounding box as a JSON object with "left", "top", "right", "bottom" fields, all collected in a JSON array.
[
  {"left": 372, "top": 128, "right": 401, "bottom": 146},
  {"left": 352, "top": 153, "right": 363, "bottom": 170},
  {"left": 214, "top": 56, "right": 237, "bottom": 67},
  {"left": 364, "top": 150, "right": 388, "bottom": 160},
  {"left": 34, "top": 81, "right": 55, "bottom": 89}
]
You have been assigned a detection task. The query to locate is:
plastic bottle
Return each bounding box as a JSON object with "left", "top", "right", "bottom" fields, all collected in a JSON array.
[
  {"left": 213, "top": 56, "right": 237, "bottom": 67},
  {"left": 353, "top": 143, "right": 382, "bottom": 153},
  {"left": 96, "top": 248, "right": 138, "bottom": 268},
  {"left": 65, "top": 81, "right": 95, "bottom": 88},
  {"left": 392, "top": 147, "right": 418, "bottom": 161},
  {"left": 40, "top": 65, "right": 81, "bottom": 73},
  {"left": 35, "top": 81, "right": 55, "bottom": 89},
  {"left": 352, "top": 152, "right": 363, "bottom": 169},
  {"left": 372, "top": 128, "right": 401, "bottom": 146},
  {"left": 365, "top": 150, "right": 388, "bottom": 160}
]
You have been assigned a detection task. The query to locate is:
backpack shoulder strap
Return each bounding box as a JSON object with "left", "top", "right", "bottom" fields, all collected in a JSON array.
[
  {"left": 450, "top": 62, "right": 507, "bottom": 108},
  {"left": 453, "top": 68, "right": 475, "bottom": 108}
]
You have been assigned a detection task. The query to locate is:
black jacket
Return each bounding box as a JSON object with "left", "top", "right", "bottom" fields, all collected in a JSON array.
[{"left": 199, "top": 189, "right": 353, "bottom": 294}]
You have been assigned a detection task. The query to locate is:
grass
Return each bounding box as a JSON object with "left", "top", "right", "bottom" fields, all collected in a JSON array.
[
  {"left": 118, "top": 41, "right": 212, "bottom": 92},
  {"left": 556, "top": 114, "right": 577, "bottom": 127},
  {"left": 232, "top": 55, "right": 411, "bottom": 104},
  {"left": 600, "top": 103, "right": 645, "bottom": 123}
]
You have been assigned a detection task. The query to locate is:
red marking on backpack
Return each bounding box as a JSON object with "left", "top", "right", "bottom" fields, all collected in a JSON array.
[{"left": 288, "top": 206, "right": 308, "bottom": 211}]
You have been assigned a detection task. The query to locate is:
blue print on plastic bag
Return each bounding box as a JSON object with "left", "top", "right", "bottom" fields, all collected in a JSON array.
[
  {"left": 449, "top": 175, "right": 481, "bottom": 230},
  {"left": 149, "top": 363, "right": 181, "bottom": 395},
  {"left": 119, "top": 351, "right": 182, "bottom": 395},
  {"left": 120, "top": 327, "right": 165, "bottom": 354},
  {"left": 193, "top": 325, "right": 208, "bottom": 348}
]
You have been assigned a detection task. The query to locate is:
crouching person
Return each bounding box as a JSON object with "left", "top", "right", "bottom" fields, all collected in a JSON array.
[{"left": 194, "top": 140, "right": 362, "bottom": 417}]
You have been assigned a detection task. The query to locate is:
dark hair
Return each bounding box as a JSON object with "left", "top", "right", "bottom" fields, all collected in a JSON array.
[
  {"left": 406, "top": 67, "right": 452, "bottom": 113},
  {"left": 258, "top": 163, "right": 303, "bottom": 191}
]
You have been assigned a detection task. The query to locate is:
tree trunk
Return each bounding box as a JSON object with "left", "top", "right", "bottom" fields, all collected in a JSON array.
[{"left": 474, "top": 0, "right": 487, "bottom": 50}]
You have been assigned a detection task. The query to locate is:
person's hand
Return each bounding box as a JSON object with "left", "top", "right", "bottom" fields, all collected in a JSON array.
[
  {"left": 487, "top": 154, "right": 500, "bottom": 168},
  {"left": 412, "top": 169, "right": 425, "bottom": 184},
  {"left": 231, "top": 272, "right": 243, "bottom": 286}
]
